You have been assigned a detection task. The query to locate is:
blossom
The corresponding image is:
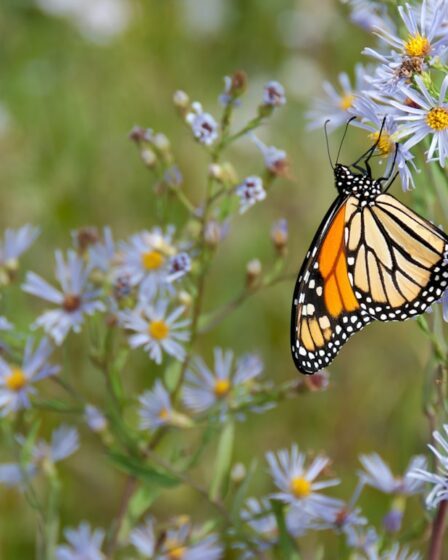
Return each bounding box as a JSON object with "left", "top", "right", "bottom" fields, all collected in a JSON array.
[
  {"left": 182, "top": 348, "right": 263, "bottom": 417},
  {"left": 271, "top": 218, "right": 288, "bottom": 253},
  {"left": 391, "top": 75, "right": 448, "bottom": 166},
  {"left": 55, "top": 522, "right": 105, "bottom": 560},
  {"left": 345, "top": 526, "right": 379, "bottom": 556},
  {"left": 236, "top": 176, "right": 266, "bottom": 214},
  {"left": 351, "top": 95, "right": 417, "bottom": 190},
  {"left": 129, "top": 517, "right": 155, "bottom": 557},
  {"left": 263, "top": 81, "right": 286, "bottom": 107},
  {"left": 88, "top": 227, "right": 117, "bottom": 274},
  {"left": 186, "top": 102, "right": 219, "bottom": 145},
  {"left": 0, "top": 337, "right": 59, "bottom": 415},
  {"left": 266, "top": 444, "right": 341, "bottom": 510},
  {"left": 167, "top": 252, "right": 191, "bottom": 282},
  {"left": 159, "top": 523, "right": 223, "bottom": 560},
  {"left": 85, "top": 405, "right": 107, "bottom": 433},
  {"left": 409, "top": 424, "right": 448, "bottom": 508},
  {"left": 359, "top": 453, "right": 427, "bottom": 495},
  {"left": 250, "top": 134, "right": 289, "bottom": 176},
  {"left": 381, "top": 544, "right": 422, "bottom": 560},
  {"left": 0, "top": 425, "right": 78, "bottom": 487},
  {"left": 22, "top": 250, "right": 105, "bottom": 344},
  {"left": 138, "top": 380, "right": 173, "bottom": 430},
  {"left": 119, "top": 299, "right": 190, "bottom": 364},
  {"left": 306, "top": 64, "right": 368, "bottom": 130},
  {"left": 0, "top": 225, "right": 40, "bottom": 267},
  {"left": 345, "top": 0, "right": 396, "bottom": 33}
]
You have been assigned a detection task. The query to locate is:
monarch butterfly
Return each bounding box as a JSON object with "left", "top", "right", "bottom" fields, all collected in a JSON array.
[{"left": 291, "top": 123, "right": 448, "bottom": 374}]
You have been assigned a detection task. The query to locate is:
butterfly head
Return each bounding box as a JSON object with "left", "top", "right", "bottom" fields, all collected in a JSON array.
[{"left": 334, "top": 164, "right": 354, "bottom": 195}]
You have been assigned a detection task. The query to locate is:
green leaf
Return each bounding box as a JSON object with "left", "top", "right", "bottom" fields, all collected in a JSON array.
[
  {"left": 128, "top": 485, "right": 161, "bottom": 521},
  {"left": 209, "top": 420, "right": 235, "bottom": 501},
  {"left": 108, "top": 451, "right": 180, "bottom": 488},
  {"left": 164, "top": 360, "right": 181, "bottom": 392}
]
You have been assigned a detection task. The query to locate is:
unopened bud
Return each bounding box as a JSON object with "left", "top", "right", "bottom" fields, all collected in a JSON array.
[
  {"left": 74, "top": 226, "right": 99, "bottom": 254},
  {"left": 303, "top": 370, "right": 330, "bottom": 392},
  {"left": 271, "top": 219, "right": 288, "bottom": 255},
  {"left": 178, "top": 290, "right": 193, "bottom": 309},
  {"left": 153, "top": 133, "right": 171, "bottom": 152},
  {"left": 204, "top": 220, "right": 223, "bottom": 248},
  {"left": 231, "top": 462, "right": 246, "bottom": 484},
  {"left": 246, "top": 259, "right": 262, "bottom": 288},
  {"left": 173, "top": 90, "right": 190, "bottom": 114},
  {"left": 129, "top": 126, "right": 147, "bottom": 143},
  {"left": 141, "top": 147, "right": 157, "bottom": 167},
  {"left": 209, "top": 163, "right": 224, "bottom": 181},
  {"left": 230, "top": 70, "right": 248, "bottom": 96}
]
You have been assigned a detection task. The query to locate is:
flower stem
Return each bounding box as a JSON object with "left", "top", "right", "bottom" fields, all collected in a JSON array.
[{"left": 429, "top": 500, "right": 448, "bottom": 560}]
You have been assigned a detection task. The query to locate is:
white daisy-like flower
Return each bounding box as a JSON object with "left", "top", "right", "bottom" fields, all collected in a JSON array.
[
  {"left": 0, "top": 337, "right": 59, "bottom": 415},
  {"left": 129, "top": 516, "right": 155, "bottom": 557},
  {"left": 266, "top": 444, "right": 341, "bottom": 510},
  {"left": 119, "top": 299, "right": 190, "bottom": 364},
  {"left": 138, "top": 380, "right": 173, "bottom": 430},
  {"left": 351, "top": 96, "right": 417, "bottom": 190},
  {"left": 159, "top": 523, "right": 223, "bottom": 560},
  {"left": 0, "top": 224, "right": 40, "bottom": 267},
  {"left": 88, "top": 227, "right": 117, "bottom": 274},
  {"left": 22, "top": 250, "right": 105, "bottom": 344},
  {"left": 306, "top": 64, "right": 369, "bottom": 131},
  {"left": 186, "top": 102, "right": 219, "bottom": 146},
  {"left": 241, "top": 498, "right": 278, "bottom": 551},
  {"left": 358, "top": 453, "right": 427, "bottom": 495},
  {"left": 182, "top": 348, "right": 263, "bottom": 417},
  {"left": 391, "top": 75, "right": 448, "bottom": 166},
  {"left": 55, "top": 522, "right": 105, "bottom": 560},
  {"left": 236, "top": 176, "right": 266, "bottom": 214}
]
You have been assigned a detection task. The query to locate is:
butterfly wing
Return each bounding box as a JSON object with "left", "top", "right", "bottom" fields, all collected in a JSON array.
[
  {"left": 291, "top": 196, "right": 372, "bottom": 374},
  {"left": 346, "top": 193, "right": 448, "bottom": 320}
]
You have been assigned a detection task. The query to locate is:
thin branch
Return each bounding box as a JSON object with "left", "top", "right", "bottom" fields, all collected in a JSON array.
[{"left": 429, "top": 500, "right": 448, "bottom": 560}]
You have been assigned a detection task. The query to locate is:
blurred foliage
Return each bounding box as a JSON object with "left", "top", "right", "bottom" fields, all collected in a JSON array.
[{"left": 0, "top": 0, "right": 438, "bottom": 556}]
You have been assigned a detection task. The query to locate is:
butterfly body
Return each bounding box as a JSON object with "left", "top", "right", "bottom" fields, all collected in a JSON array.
[{"left": 291, "top": 162, "right": 448, "bottom": 375}]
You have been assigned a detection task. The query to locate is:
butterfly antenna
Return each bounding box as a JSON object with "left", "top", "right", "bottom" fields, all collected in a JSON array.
[
  {"left": 324, "top": 120, "right": 334, "bottom": 169},
  {"left": 336, "top": 116, "right": 357, "bottom": 165}
]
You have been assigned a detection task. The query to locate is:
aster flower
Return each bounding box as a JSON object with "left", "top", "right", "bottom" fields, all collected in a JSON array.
[
  {"left": 85, "top": 405, "right": 107, "bottom": 433},
  {"left": 409, "top": 424, "right": 448, "bottom": 508},
  {"left": 159, "top": 523, "right": 223, "bottom": 560},
  {"left": 240, "top": 498, "right": 278, "bottom": 551},
  {"left": 0, "top": 225, "right": 40, "bottom": 267},
  {"left": 381, "top": 544, "right": 422, "bottom": 560},
  {"left": 88, "top": 227, "right": 117, "bottom": 274},
  {"left": 182, "top": 348, "right": 263, "bottom": 418},
  {"left": 119, "top": 299, "right": 190, "bottom": 364},
  {"left": 219, "top": 75, "right": 242, "bottom": 107},
  {"left": 186, "top": 102, "right": 219, "bottom": 145},
  {"left": 351, "top": 96, "right": 417, "bottom": 190},
  {"left": 22, "top": 250, "right": 105, "bottom": 344},
  {"left": 345, "top": 0, "right": 395, "bottom": 33},
  {"left": 138, "top": 380, "right": 174, "bottom": 430},
  {"left": 129, "top": 516, "right": 155, "bottom": 557},
  {"left": 55, "top": 522, "right": 105, "bottom": 560},
  {"left": 236, "top": 176, "right": 266, "bottom": 214},
  {"left": 250, "top": 134, "right": 289, "bottom": 177},
  {"left": 167, "top": 252, "right": 191, "bottom": 282},
  {"left": 118, "top": 227, "right": 183, "bottom": 295},
  {"left": 345, "top": 525, "right": 379, "bottom": 557},
  {"left": 0, "top": 337, "right": 59, "bottom": 415},
  {"left": 306, "top": 64, "right": 368, "bottom": 131},
  {"left": 266, "top": 444, "right": 340, "bottom": 510},
  {"left": 391, "top": 75, "right": 448, "bottom": 166},
  {"left": 0, "top": 316, "right": 12, "bottom": 331},
  {"left": 358, "top": 453, "right": 427, "bottom": 495},
  {"left": 0, "top": 425, "right": 78, "bottom": 487},
  {"left": 263, "top": 81, "right": 286, "bottom": 107}
]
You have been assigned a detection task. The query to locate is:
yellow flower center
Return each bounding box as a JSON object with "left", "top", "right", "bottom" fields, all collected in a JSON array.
[
  {"left": 290, "top": 476, "right": 311, "bottom": 498},
  {"left": 158, "top": 407, "right": 170, "bottom": 420},
  {"left": 404, "top": 33, "right": 430, "bottom": 57},
  {"left": 141, "top": 250, "right": 165, "bottom": 270},
  {"left": 339, "top": 93, "right": 354, "bottom": 111},
  {"left": 368, "top": 130, "right": 394, "bottom": 155},
  {"left": 5, "top": 367, "right": 27, "bottom": 392},
  {"left": 148, "top": 320, "right": 170, "bottom": 340},
  {"left": 214, "top": 378, "right": 230, "bottom": 397},
  {"left": 426, "top": 107, "right": 448, "bottom": 131},
  {"left": 165, "top": 540, "right": 186, "bottom": 560}
]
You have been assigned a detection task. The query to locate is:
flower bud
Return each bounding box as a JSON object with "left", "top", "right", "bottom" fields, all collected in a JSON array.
[
  {"left": 141, "top": 147, "right": 157, "bottom": 168},
  {"left": 173, "top": 90, "right": 190, "bottom": 110},
  {"left": 204, "top": 220, "right": 223, "bottom": 248},
  {"left": 246, "top": 259, "right": 262, "bottom": 288},
  {"left": 231, "top": 462, "right": 246, "bottom": 484},
  {"left": 153, "top": 133, "right": 171, "bottom": 152},
  {"left": 271, "top": 219, "right": 288, "bottom": 255},
  {"left": 178, "top": 290, "right": 193, "bottom": 309}
]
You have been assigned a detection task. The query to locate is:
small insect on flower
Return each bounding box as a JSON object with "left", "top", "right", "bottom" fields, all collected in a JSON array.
[
  {"left": 0, "top": 337, "right": 59, "bottom": 415},
  {"left": 186, "top": 102, "right": 219, "bottom": 146},
  {"left": 120, "top": 299, "right": 190, "bottom": 364},
  {"left": 392, "top": 75, "right": 448, "bottom": 166},
  {"left": 236, "top": 176, "right": 266, "bottom": 214},
  {"left": 266, "top": 444, "right": 340, "bottom": 510},
  {"left": 359, "top": 453, "right": 427, "bottom": 496},
  {"left": 182, "top": 348, "right": 263, "bottom": 417},
  {"left": 263, "top": 81, "right": 286, "bottom": 107},
  {"left": 55, "top": 522, "right": 105, "bottom": 560},
  {"left": 408, "top": 424, "right": 448, "bottom": 508},
  {"left": 22, "top": 250, "right": 105, "bottom": 345}
]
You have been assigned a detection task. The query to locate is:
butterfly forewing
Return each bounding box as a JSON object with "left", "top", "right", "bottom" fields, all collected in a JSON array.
[{"left": 291, "top": 167, "right": 448, "bottom": 375}]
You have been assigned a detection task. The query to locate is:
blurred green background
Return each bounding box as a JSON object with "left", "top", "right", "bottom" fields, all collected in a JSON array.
[{"left": 1, "top": 0, "right": 437, "bottom": 556}]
